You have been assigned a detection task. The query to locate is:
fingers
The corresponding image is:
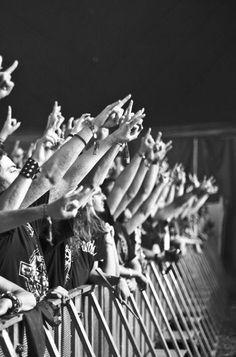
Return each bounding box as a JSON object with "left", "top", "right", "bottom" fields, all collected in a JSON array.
[
  {"left": 7, "top": 105, "right": 12, "bottom": 120},
  {"left": 48, "top": 286, "right": 69, "bottom": 299},
  {"left": 118, "top": 94, "right": 132, "bottom": 107},
  {"left": 124, "top": 99, "right": 133, "bottom": 118},
  {"left": 5, "top": 60, "right": 18, "bottom": 74},
  {"left": 156, "top": 131, "right": 162, "bottom": 143}
]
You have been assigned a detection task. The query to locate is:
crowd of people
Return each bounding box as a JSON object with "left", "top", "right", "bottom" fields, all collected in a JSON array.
[{"left": 0, "top": 55, "right": 218, "bottom": 318}]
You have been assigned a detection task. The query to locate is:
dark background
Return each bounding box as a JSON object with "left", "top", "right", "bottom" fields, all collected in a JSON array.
[{"left": 1, "top": 0, "right": 236, "bottom": 134}]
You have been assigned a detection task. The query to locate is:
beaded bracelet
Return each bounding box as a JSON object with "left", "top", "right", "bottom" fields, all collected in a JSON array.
[
  {"left": 20, "top": 157, "right": 40, "bottom": 180},
  {"left": 0, "top": 291, "right": 22, "bottom": 314},
  {"left": 0, "top": 138, "right": 5, "bottom": 150}
]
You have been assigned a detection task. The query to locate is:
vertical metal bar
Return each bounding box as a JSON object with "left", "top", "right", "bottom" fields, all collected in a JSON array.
[
  {"left": 44, "top": 324, "right": 60, "bottom": 357},
  {"left": 66, "top": 299, "right": 96, "bottom": 357},
  {"left": 172, "top": 262, "right": 215, "bottom": 352},
  {"left": 149, "top": 262, "right": 193, "bottom": 357},
  {"left": 89, "top": 291, "right": 121, "bottom": 357},
  {"left": 193, "top": 137, "right": 198, "bottom": 176},
  {"left": 163, "top": 272, "right": 202, "bottom": 357},
  {"left": 179, "top": 257, "right": 218, "bottom": 339},
  {"left": 129, "top": 294, "right": 157, "bottom": 357},
  {"left": 168, "top": 267, "right": 210, "bottom": 357},
  {"left": 141, "top": 290, "right": 172, "bottom": 357},
  {"left": 146, "top": 273, "right": 185, "bottom": 357},
  {"left": 0, "top": 330, "right": 18, "bottom": 357},
  {"left": 113, "top": 298, "right": 142, "bottom": 357}
]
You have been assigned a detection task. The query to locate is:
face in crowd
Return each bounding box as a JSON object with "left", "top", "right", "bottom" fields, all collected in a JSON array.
[{"left": 0, "top": 152, "right": 20, "bottom": 193}]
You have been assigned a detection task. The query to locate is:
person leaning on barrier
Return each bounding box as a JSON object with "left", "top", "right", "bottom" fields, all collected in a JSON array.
[
  {"left": 0, "top": 276, "right": 36, "bottom": 316},
  {"left": 41, "top": 108, "right": 145, "bottom": 290}
]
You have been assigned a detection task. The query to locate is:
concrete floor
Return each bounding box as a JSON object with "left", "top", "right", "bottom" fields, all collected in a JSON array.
[{"left": 216, "top": 297, "right": 236, "bottom": 357}]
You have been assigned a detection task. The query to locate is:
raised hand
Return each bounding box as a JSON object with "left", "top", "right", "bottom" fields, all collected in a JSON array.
[
  {"left": 139, "top": 128, "right": 155, "bottom": 154},
  {"left": 67, "top": 113, "right": 91, "bottom": 137},
  {"left": 94, "top": 94, "right": 132, "bottom": 128},
  {"left": 112, "top": 109, "right": 145, "bottom": 143},
  {"left": 44, "top": 101, "right": 64, "bottom": 146},
  {"left": 47, "top": 186, "right": 91, "bottom": 219},
  {"left": 31, "top": 130, "right": 59, "bottom": 166},
  {"left": 0, "top": 57, "right": 18, "bottom": 99},
  {"left": 0, "top": 106, "right": 21, "bottom": 141}
]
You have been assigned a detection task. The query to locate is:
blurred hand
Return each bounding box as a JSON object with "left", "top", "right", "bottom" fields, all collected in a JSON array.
[
  {"left": 112, "top": 109, "right": 145, "bottom": 144},
  {"left": 135, "top": 272, "right": 148, "bottom": 291},
  {"left": 0, "top": 56, "right": 18, "bottom": 99},
  {"left": 0, "top": 298, "right": 12, "bottom": 316},
  {"left": 0, "top": 106, "right": 21, "bottom": 141},
  {"left": 116, "top": 278, "right": 131, "bottom": 302},
  {"left": 47, "top": 186, "right": 91, "bottom": 219},
  {"left": 46, "top": 286, "right": 69, "bottom": 299},
  {"left": 94, "top": 94, "right": 131, "bottom": 128},
  {"left": 65, "top": 113, "right": 91, "bottom": 137},
  {"left": 139, "top": 128, "right": 155, "bottom": 154},
  {"left": 31, "top": 130, "right": 59, "bottom": 166}
]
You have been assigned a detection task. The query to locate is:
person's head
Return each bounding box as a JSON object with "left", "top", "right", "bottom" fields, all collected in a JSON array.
[
  {"left": 11, "top": 147, "right": 24, "bottom": 168},
  {"left": 0, "top": 150, "right": 20, "bottom": 193},
  {"left": 92, "top": 186, "right": 107, "bottom": 213}
]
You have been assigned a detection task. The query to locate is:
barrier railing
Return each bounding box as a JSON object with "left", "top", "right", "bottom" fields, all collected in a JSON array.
[{"left": 0, "top": 242, "right": 226, "bottom": 357}]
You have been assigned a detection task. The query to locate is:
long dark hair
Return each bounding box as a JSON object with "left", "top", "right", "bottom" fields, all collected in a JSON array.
[{"left": 69, "top": 203, "right": 108, "bottom": 258}]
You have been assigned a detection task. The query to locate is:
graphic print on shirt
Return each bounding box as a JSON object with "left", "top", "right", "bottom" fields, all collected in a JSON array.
[
  {"left": 80, "top": 240, "right": 97, "bottom": 256},
  {"left": 64, "top": 244, "right": 72, "bottom": 285},
  {"left": 19, "top": 247, "right": 49, "bottom": 300}
]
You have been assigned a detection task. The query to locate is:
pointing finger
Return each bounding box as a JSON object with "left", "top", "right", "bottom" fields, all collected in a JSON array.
[
  {"left": 7, "top": 105, "right": 12, "bottom": 120},
  {"left": 118, "top": 94, "right": 132, "bottom": 107},
  {"left": 5, "top": 60, "right": 18, "bottom": 74}
]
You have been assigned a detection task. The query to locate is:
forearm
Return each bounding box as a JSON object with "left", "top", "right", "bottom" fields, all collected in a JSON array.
[
  {"left": 165, "top": 183, "right": 176, "bottom": 205},
  {"left": 128, "top": 163, "right": 159, "bottom": 215},
  {"left": 100, "top": 237, "right": 120, "bottom": 276},
  {"left": 80, "top": 143, "right": 121, "bottom": 188},
  {"left": 0, "top": 176, "right": 33, "bottom": 210},
  {"left": 0, "top": 277, "right": 36, "bottom": 311},
  {"left": 0, "top": 205, "right": 44, "bottom": 233},
  {"left": 22, "top": 128, "right": 93, "bottom": 207},
  {"left": 190, "top": 194, "right": 209, "bottom": 215},
  {"left": 107, "top": 152, "right": 143, "bottom": 215},
  {"left": 124, "top": 184, "right": 164, "bottom": 235},
  {"left": 50, "top": 134, "right": 119, "bottom": 200},
  {"left": 113, "top": 160, "right": 149, "bottom": 219}
]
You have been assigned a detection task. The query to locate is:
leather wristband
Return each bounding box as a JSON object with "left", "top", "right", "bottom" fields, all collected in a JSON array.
[{"left": 20, "top": 157, "right": 40, "bottom": 180}]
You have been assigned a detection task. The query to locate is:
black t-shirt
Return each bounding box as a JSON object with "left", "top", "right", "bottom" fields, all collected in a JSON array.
[
  {"left": 42, "top": 220, "right": 106, "bottom": 289},
  {"left": 0, "top": 194, "right": 49, "bottom": 301},
  {"left": 114, "top": 222, "right": 136, "bottom": 266}
]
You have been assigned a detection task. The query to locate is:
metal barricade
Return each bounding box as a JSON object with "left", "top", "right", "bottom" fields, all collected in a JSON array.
[{"left": 0, "top": 241, "right": 226, "bottom": 357}]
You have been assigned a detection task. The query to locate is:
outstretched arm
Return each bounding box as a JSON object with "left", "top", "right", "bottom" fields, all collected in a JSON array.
[
  {"left": 0, "top": 188, "right": 91, "bottom": 233},
  {"left": 50, "top": 110, "right": 144, "bottom": 201},
  {"left": 107, "top": 127, "right": 151, "bottom": 215},
  {"left": 124, "top": 181, "right": 166, "bottom": 235}
]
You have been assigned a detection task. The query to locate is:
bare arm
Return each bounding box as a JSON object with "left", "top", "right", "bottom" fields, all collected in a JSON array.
[
  {"left": 50, "top": 111, "right": 144, "bottom": 201},
  {"left": 22, "top": 128, "right": 93, "bottom": 207},
  {"left": 124, "top": 182, "right": 166, "bottom": 235},
  {"left": 80, "top": 143, "right": 121, "bottom": 188},
  {"left": 0, "top": 188, "right": 91, "bottom": 233},
  {"left": 113, "top": 159, "right": 149, "bottom": 220},
  {"left": 127, "top": 163, "right": 160, "bottom": 215}
]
